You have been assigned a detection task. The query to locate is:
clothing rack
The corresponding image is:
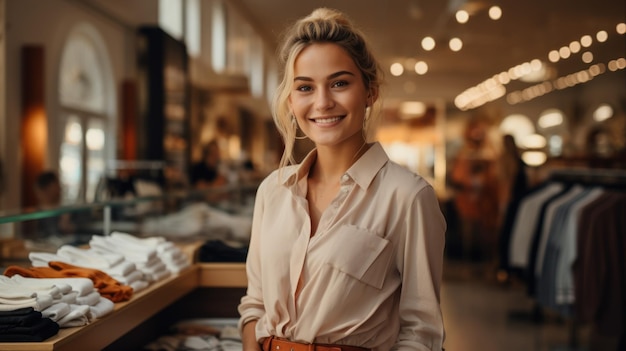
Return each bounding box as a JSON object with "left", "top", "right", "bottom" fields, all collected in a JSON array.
[
  {"left": 510, "top": 167, "right": 626, "bottom": 350},
  {"left": 547, "top": 167, "right": 626, "bottom": 187}
]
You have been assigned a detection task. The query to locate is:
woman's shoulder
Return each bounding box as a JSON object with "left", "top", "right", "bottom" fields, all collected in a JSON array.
[
  {"left": 380, "top": 160, "right": 433, "bottom": 194},
  {"left": 257, "top": 165, "right": 298, "bottom": 189}
]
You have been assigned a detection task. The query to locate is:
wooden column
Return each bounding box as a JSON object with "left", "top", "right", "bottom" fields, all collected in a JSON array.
[
  {"left": 20, "top": 46, "right": 46, "bottom": 208},
  {"left": 120, "top": 79, "right": 137, "bottom": 163}
]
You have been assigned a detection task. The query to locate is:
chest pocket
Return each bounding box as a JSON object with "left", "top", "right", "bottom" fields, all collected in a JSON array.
[{"left": 325, "top": 225, "right": 393, "bottom": 289}]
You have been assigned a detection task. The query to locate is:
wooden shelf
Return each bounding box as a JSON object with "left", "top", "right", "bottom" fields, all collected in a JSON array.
[{"left": 198, "top": 262, "right": 247, "bottom": 288}]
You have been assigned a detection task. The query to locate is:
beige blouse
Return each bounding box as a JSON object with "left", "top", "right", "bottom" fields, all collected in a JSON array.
[{"left": 238, "top": 142, "right": 446, "bottom": 351}]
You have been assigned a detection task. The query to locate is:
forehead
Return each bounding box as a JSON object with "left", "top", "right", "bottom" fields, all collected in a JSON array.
[{"left": 293, "top": 42, "right": 360, "bottom": 76}]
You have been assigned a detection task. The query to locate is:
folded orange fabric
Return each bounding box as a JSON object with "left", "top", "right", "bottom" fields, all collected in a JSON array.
[{"left": 4, "top": 261, "right": 133, "bottom": 302}]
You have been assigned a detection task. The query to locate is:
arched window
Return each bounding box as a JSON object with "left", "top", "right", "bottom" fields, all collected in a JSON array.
[{"left": 58, "top": 23, "right": 112, "bottom": 203}]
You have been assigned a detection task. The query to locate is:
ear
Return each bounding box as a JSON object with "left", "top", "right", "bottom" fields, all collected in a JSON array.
[{"left": 367, "top": 86, "right": 379, "bottom": 107}]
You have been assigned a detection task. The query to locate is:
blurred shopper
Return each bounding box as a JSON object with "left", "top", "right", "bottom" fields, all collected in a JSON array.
[
  {"left": 190, "top": 140, "right": 228, "bottom": 189},
  {"left": 495, "top": 134, "right": 529, "bottom": 282},
  {"left": 238, "top": 7, "right": 446, "bottom": 351},
  {"left": 33, "top": 171, "right": 75, "bottom": 238},
  {"left": 450, "top": 118, "right": 499, "bottom": 265}
]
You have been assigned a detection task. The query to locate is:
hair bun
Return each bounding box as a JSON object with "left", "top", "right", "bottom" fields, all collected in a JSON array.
[{"left": 306, "top": 7, "right": 351, "bottom": 26}]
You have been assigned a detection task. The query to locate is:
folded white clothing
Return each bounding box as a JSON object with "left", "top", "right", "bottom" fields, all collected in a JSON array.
[
  {"left": 29, "top": 252, "right": 66, "bottom": 267},
  {"left": 93, "top": 234, "right": 156, "bottom": 255},
  {"left": 0, "top": 294, "right": 53, "bottom": 312},
  {"left": 110, "top": 270, "right": 143, "bottom": 286},
  {"left": 89, "top": 297, "right": 115, "bottom": 319},
  {"left": 76, "top": 291, "right": 101, "bottom": 306},
  {"left": 0, "top": 275, "right": 73, "bottom": 296},
  {"left": 164, "top": 261, "right": 189, "bottom": 274},
  {"left": 33, "top": 248, "right": 137, "bottom": 278},
  {"left": 56, "top": 304, "right": 92, "bottom": 328},
  {"left": 158, "top": 247, "right": 185, "bottom": 262},
  {"left": 53, "top": 291, "right": 78, "bottom": 305},
  {"left": 135, "top": 260, "right": 167, "bottom": 275},
  {"left": 144, "top": 269, "right": 171, "bottom": 283},
  {"left": 41, "top": 302, "right": 71, "bottom": 322},
  {"left": 205, "top": 206, "right": 252, "bottom": 241},
  {"left": 0, "top": 295, "right": 38, "bottom": 305},
  {"left": 0, "top": 286, "right": 37, "bottom": 299},
  {"left": 89, "top": 236, "right": 156, "bottom": 263},
  {"left": 57, "top": 245, "right": 123, "bottom": 268},
  {"left": 128, "top": 280, "right": 149, "bottom": 294},
  {"left": 9, "top": 275, "right": 95, "bottom": 297},
  {"left": 167, "top": 253, "right": 190, "bottom": 267},
  {"left": 110, "top": 231, "right": 167, "bottom": 248},
  {"left": 104, "top": 261, "right": 137, "bottom": 277}
]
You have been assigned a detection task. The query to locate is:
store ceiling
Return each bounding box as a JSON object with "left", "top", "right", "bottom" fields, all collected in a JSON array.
[
  {"left": 82, "top": 0, "right": 625, "bottom": 109},
  {"left": 233, "top": 0, "right": 625, "bottom": 108}
]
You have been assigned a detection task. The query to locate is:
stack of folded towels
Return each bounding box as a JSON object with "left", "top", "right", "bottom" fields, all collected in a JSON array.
[{"left": 89, "top": 232, "right": 190, "bottom": 279}]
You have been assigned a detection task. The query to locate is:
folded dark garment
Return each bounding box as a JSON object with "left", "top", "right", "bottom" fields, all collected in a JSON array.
[
  {"left": 0, "top": 307, "right": 35, "bottom": 316},
  {"left": 0, "top": 310, "right": 42, "bottom": 329},
  {"left": 198, "top": 240, "right": 248, "bottom": 262},
  {"left": 0, "top": 317, "right": 60, "bottom": 342}
]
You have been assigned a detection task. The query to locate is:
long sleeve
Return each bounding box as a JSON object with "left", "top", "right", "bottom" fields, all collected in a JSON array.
[{"left": 395, "top": 185, "right": 446, "bottom": 350}]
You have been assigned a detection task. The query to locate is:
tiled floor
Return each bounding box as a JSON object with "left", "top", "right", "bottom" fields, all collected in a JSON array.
[{"left": 440, "top": 259, "right": 589, "bottom": 351}]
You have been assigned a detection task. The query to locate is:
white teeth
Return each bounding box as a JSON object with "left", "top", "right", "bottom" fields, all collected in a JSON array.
[{"left": 314, "top": 116, "right": 342, "bottom": 124}]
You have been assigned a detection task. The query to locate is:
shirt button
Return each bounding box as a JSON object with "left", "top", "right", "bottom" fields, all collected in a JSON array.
[{"left": 341, "top": 174, "right": 349, "bottom": 182}]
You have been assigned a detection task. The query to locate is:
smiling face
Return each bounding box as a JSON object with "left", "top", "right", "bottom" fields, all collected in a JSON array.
[{"left": 289, "top": 42, "right": 371, "bottom": 151}]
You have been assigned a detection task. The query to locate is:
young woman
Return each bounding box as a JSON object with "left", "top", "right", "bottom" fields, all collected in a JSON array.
[{"left": 238, "top": 8, "right": 446, "bottom": 351}]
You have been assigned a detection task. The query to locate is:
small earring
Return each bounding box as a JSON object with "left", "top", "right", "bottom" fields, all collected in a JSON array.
[{"left": 292, "top": 114, "right": 308, "bottom": 140}]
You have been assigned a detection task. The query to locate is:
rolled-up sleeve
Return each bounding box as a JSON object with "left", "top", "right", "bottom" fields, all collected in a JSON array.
[{"left": 395, "top": 185, "right": 446, "bottom": 350}]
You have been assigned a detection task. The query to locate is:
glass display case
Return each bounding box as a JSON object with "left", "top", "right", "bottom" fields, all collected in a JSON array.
[{"left": 0, "top": 183, "right": 258, "bottom": 268}]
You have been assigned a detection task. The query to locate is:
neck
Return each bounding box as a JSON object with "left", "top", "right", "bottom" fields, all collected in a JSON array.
[{"left": 311, "top": 141, "right": 370, "bottom": 183}]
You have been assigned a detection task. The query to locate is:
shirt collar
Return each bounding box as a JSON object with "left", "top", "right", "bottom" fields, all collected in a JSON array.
[
  {"left": 281, "top": 142, "right": 389, "bottom": 191},
  {"left": 346, "top": 142, "right": 388, "bottom": 190}
]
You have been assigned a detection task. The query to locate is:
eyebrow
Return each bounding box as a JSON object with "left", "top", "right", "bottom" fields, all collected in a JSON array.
[{"left": 294, "top": 70, "right": 356, "bottom": 82}]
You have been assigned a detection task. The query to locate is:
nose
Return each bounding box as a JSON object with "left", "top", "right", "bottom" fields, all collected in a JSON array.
[{"left": 314, "top": 87, "right": 335, "bottom": 111}]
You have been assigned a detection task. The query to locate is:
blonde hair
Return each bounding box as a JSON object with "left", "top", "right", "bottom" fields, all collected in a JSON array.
[{"left": 272, "top": 7, "right": 384, "bottom": 170}]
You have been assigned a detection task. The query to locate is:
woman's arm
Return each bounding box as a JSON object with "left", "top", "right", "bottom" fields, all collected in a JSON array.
[{"left": 242, "top": 320, "right": 262, "bottom": 351}]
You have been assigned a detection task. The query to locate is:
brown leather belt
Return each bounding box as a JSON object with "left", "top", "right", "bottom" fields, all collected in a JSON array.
[{"left": 262, "top": 336, "right": 370, "bottom": 351}]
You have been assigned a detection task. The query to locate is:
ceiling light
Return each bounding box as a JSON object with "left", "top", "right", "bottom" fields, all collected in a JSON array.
[
  {"left": 559, "top": 46, "right": 571, "bottom": 59},
  {"left": 582, "top": 51, "right": 593, "bottom": 63},
  {"left": 569, "top": 41, "right": 581, "bottom": 53},
  {"left": 538, "top": 109, "right": 564, "bottom": 129},
  {"left": 580, "top": 35, "right": 593, "bottom": 47},
  {"left": 390, "top": 63, "right": 404, "bottom": 76},
  {"left": 519, "top": 62, "right": 554, "bottom": 83},
  {"left": 522, "top": 134, "right": 547, "bottom": 149},
  {"left": 488, "top": 6, "right": 502, "bottom": 20},
  {"left": 548, "top": 50, "right": 560, "bottom": 63},
  {"left": 596, "top": 30, "right": 608, "bottom": 42},
  {"left": 414, "top": 61, "right": 428, "bottom": 75},
  {"left": 421, "top": 36, "right": 435, "bottom": 51},
  {"left": 449, "top": 37, "right": 463, "bottom": 52},
  {"left": 617, "top": 23, "right": 626, "bottom": 34},
  {"left": 522, "top": 151, "right": 547, "bottom": 167},
  {"left": 593, "top": 104, "right": 614, "bottom": 122},
  {"left": 455, "top": 10, "right": 469, "bottom": 23}
]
